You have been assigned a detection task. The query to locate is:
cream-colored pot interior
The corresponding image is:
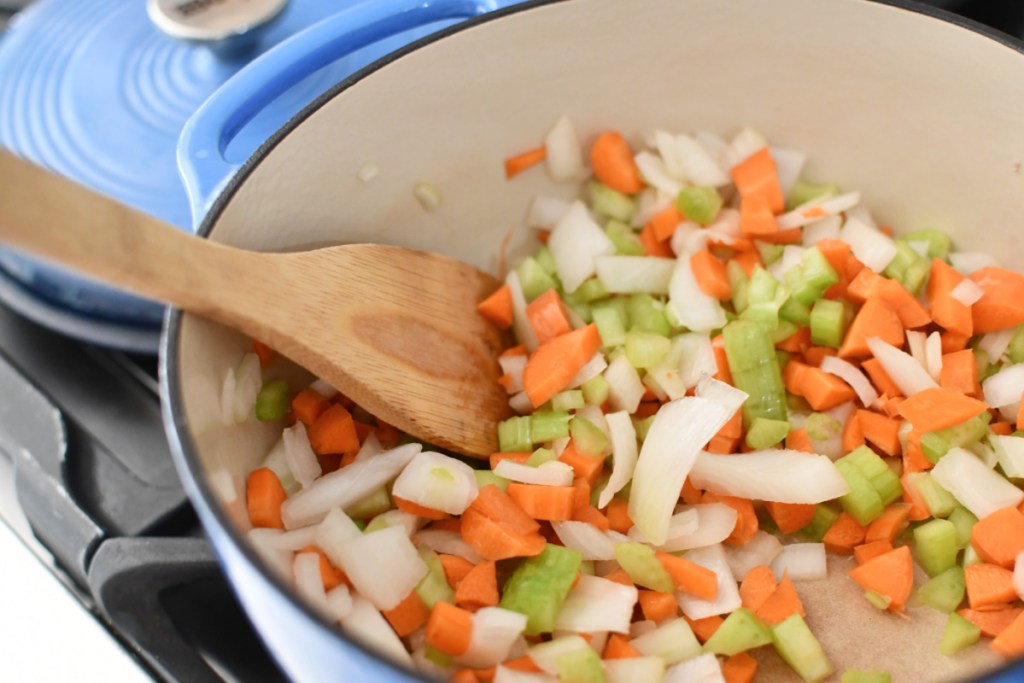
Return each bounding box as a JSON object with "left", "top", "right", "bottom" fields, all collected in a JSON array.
[{"left": 174, "top": 0, "right": 1024, "bottom": 679}]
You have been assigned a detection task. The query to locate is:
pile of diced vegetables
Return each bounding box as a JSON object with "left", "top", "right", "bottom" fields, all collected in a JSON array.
[{"left": 238, "top": 118, "right": 1024, "bottom": 683}]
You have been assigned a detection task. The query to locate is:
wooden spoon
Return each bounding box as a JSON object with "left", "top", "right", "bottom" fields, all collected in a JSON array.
[{"left": 0, "top": 149, "right": 510, "bottom": 457}]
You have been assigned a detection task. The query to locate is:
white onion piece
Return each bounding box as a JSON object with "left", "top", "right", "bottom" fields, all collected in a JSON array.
[
  {"left": 353, "top": 432, "right": 382, "bottom": 463},
  {"left": 544, "top": 115, "right": 584, "bottom": 181},
  {"left": 604, "top": 657, "right": 667, "bottom": 683},
  {"left": 906, "top": 330, "right": 928, "bottom": 372},
  {"left": 689, "top": 450, "right": 849, "bottom": 504},
  {"left": 628, "top": 508, "right": 700, "bottom": 543},
  {"left": 975, "top": 443, "right": 1001, "bottom": 470},
  {"left": 551, "top": 436, "right": 571, "bottom": 457},
  {"left": 840, "top": 217, "right": 897, "bottom": 272},
  {"left": 258, "top": 524, "right": 319, "bottom": 551},
  {"left": 599, "top": 411, "right": 639, "bottom": 508},
  {"left": 722, "top": 127, "right": 767, "bottom": 170},
  {"left": 635, "top": 151, "right": 683, "bottom": 196},
  {"left": 596, "top": 256, "right": 675, "bottom": 294},
  {"left": 509, "top": 391, "right": 534, "bottom": 415},
  {"left": 654, "top": 129, "right": 688, "bottom": 181},
  {"left": 669, "top": 221, "right": 702, "bottom": 260},
  {"left": 294, "top": 552, "right": 331, "bottom": 618},
  {"left": 768, "top": 147, "right": 805, "bottom": 199},
  {"left": 368, "top": 509, "right": 423, "bottom": 537},
  {"left": 631, "top": 188, "right": 672, "bottom": 228},
  {"left": 671, "top": 133, "right": 730, "bottom": 187},
  {"left": 392, "top": 451, "right": 479, "bottom": 515},
  {"left": 555, "top": 575, "right": 639, "bottom": 634},
  {"left": 978, "top": 329, "right": 1016, "bottom": 364},
  {"left": 802, "top": 215, "right": 843, "bottom": 245},
  {"left": 414, "top": 529, "right": 483, "bottom": 564},
  {"left": 604, "top": 354, "right": 645, "bottom": 414},
  {"left": 313, "top": 507, "right": 362, "bottom": 568},
  {"left": 931, "top": 447, "right": 1024, "bottom": 519},
  {"left": 334, "top": 526, "right": 427, "bottom": 611},
  {"left": 494, "top": 460, "right": 575, "bottom": 487},
  {"left": 282, "top": 422, "right": 322, "bottom": 489},
  {"left": 494, "top": 667, "right": 557, "bottom": 683},
  {"left": 281, "top": 443, "right": 421, "bottom": 529},
  {"left": 459, "top": 607, "right": 529, "bottom": 669},
  {"left": 548, "top": 200, "right": 616, "bottom": 294},
  {"left": 528, "top": 635, "right": 591, "bottom": 675},
  {"left": 668, "top": 255, "right": 727, "bottom": 333},
  {"left": 925, "top": 331, "right": 944, "bottom": 381},
  {"left": 677, "top": 544, "right": 741, "bottom": 620},
  {"left": 506, "top": 270, "right": 539, "bottom": 352},
  {"left": 664, "top": 652, "right": 725, "bottom": 683},
  {"left": 951, "top": 278, "right": 985, "bottom": 306},
  {"left": 309, "top": 379, "right": 338, "bottom": 398},
  {"left": 950, "top": 251, "right": 998, "bottom": 275},
  {"left": 631, "top": 618, "right": 702, "bottom": 665},
  {"left": 696, "top": 131, "right": 729, "bottom": 162},
  {"left": 526, "top": 195, "right": 572, "bottom": 230},
  {"left": 552, "top": 521, "right": 618, "bottom": 560},
  {"left": 655, "top": 504, "right": 736, "bottom": 552},
  {"left": 222, "top": 353, "right": 261, "bottom": 425},
  {"left": 820, "top": 356, "right": 878, "bottom": 408},
  {"left": 724, "top": 531, "right": 784, "bottom": 579},
  {"left": 983, "top": 364, "right": 1024, "bottom": 408},
  {"left": 629, "top": 398, "right": 732, "bottom": 545},
  {"left": 326, "top": 584, "right": 353, "bottom": 622},
  {"left": 767, "top": 245, "right": 806, "bottom": 282},
  {"left": 499, "top": 354, "right": 527, "bottom": 394},
  {"left": 867, "top": 337, "right": 938, "bottom": 396},
  {"left": 341, "top": 594, "right": 413, "bottom": 667},
  {"left": 771, "top": 544, "right": 827, "bottom": 581},
  {"left": 568, "top": 352, "right": 609, "bottom": 389},
  {"left": 990, "top": 435, "right": 1024, "bottom": 479},
  {"left": 695, "top": 376, "right": 748, "bottom": 420},
  {"left": 907, "top": 241, "right": 930, "bottom": 258},
  {"left": 776, "top": 191, "right": 861, "bottom": 230},
  {"left": 646, "top": 333, "right": 715, "bottom": 402},
  {"left": 259, "top": 437, "right": 297, "bottom": 492},
  {"left": 1015, "top": 551, "right": 1024, "bottom": 601},
  {"left": 247, "top": 529, "right": 293, "bottom": 580},
  {"left": 209, "top": 468, "right": 238, "bottom": 504}
]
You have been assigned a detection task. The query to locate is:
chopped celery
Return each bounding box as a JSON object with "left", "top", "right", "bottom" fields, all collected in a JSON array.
[
  {"left": 1008, "top": 325, "right": 1024, "bottom": 364},
  {"left": 745, "top": 417, "right": 791, "bottom": 450},
  {"left": 807, "top": 412, "right": 842, "bottom": 441},
  {"left": 973, "top": 348, "right": 993, "bottom": 382},
  {"left": 905, "top": 472, "right": 958, "bottom": 518},
  {"left": 779, "top": 297, "right": 811, "bottom": 327},
  {"left": 613, "top": 542, "right": 674, "bottom": 593},
  {"left": 473, "top": 469, "right": 509, "bottom": 492},
  {"left": 962, "top": 544, "right": 982, "bottom": 569},
  {"left": 633, "top": 414, "right": 657, "bottom": 442},
  {"left": 516, "top": 257, "right": 558, "bottom": 301},
  {"left": 723, "top": 319, "right": 788, "bottom": 427},
  {"left": 784, "top": 247, "right": 840, "bottom": 306},
  {"left": 414, "top": 546, "right": 454, "bottom": 608},
  {"left": 920, "top": 412, "right": 991, "bottom": 463},
  {"left": 747, "top": 267, "right": 780, "bottom": 306},
  {"left": 425, "top": 646, "right": 453, "bottom": 668},
  {"left": 631, "top": 618, "right": 702, "bottom": 664},
  {"left": 552, "top": 390, "right": 585, "bottom": 412},
  {"left": 499, "top": 416, "right": 533, "bottom": 453},
  {"left": 917, "top": 566, "right": 965, "bottom": 613},
  {"left": 561, "top": 289, "right": 593, "bottom": 324},
  {"left": 675, "top": 186, "right": 722, "bottom": 225},
  {"left": 702, "top": 608, "right": 773, "bottom": 656},
  {"left": 772, "top": 614, "right": 834, "bottom": 683},
  {"left": 534, "top": 246, "right": 558, "bottom": 275},
  {"left": 756, "top": 241, "right": 785, "bottom": 267},
  {"left": 581, "top": 375, "right": 610, "bottom": 406},
  {"left": 834, "top": 459, "right": 885, "bottom": 526},
  {"left": 576, "top": 277, "right": 610, "bottom": 304},
  {"left": 899, "top": 229, "right": 952, "bottom": 261},
  {"left": 864, "top": 590, "right": 892, "bottom": 611},
  {"left": 883, "top": 241, "right": 930, "bottom": 295},
  {"left": 531, "top": 411, "right": 572, "bottom": 443},
  {"left": 624, "top": 330, "right": 671, "bottom": 368},
  {"left": 500, "top": 544, "right": 582, "bottom": 636},
  {"left": 254, "top": 379, "right": 290, "bottom": 421},
  {"left": 590, "top": 181, "right": 636, "bottom": 222},
  {"left": 787, "top": 178, "right": 839, "bottom": 210},
  {"left": 592, "top": 303, "right": 627, "bottom": 348},
  {"left": 605, "top": 219, "right": 646, "bottom": 257},
  {"left": 776, "top": 348, "right": 793, "bottom": 370},
  {"left": 556, "top": 646, "right": 606, "bottom": 683},
  {"left": 628, "top": 293, "right": 672, "bottom": 336},
  {"left": 345, "top": 487, "right": 392, "bottom": 520},
  {"left": 728, "top": 260, "right": 751, "bottom": 313},
  {"left": 842, "top": 447, "right": 902, "bottom": 505},
  {"left": 570, "top": 417, "right": 610, "bottom": 457},
  {"left": 809, "top": 299, "right": 851, "bottom": 349},
  {"left": 801, "top": 505, "right": 841, "bottom": 541},
  {"left": 948, "top": 506, "right": 978, "bottom": 550},
  {"left": 841, "top": 670, "right": 891, "bottom": 683},
  {"left": 913, "top": 519, "right": 959, "bottom": 577},
  {"left": 579, "top": 560, "right": 595, "bottom": 576},
  {"left": 940, "top": 612, "right": 981, "bottom": 655},
  {"left": 773, "top": 321, "right": 798, "bottom": 347},
  {"left": 527, "top": 447, "right": 558, "bottom": 467}
]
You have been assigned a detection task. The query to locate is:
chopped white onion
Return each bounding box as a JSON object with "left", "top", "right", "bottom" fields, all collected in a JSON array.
[
  {"left": 983, "top": 364, "right": 1024, "bottom": 408},
  {"left": 669, "top": 220, "right": 704, "bottom": 256},
  {"left": 771, "top": 543, "right": 827, "bottom": 581},
  {"left": 801, "top": 215, "right": 843, "bottom": 245},
  {"left": 951, "top": 278, "right": 985, "bottom": 307},
  {"left": 599, "top": 411, "right": 639, "bottom": 508},
  {"left": 568, "top": 352, "right": 609, "bottom": 389},
  {"left": 548, "top": 200, "right": 616, "bottom": 294},
  {"left": 950, "top": 251, "right": 998, "bottom": 275},
  {"left": 314, "top": 507, "right": 365, "bottom": 568},
  {"left": 509, "top": 391, "right": 534, "bottom": 415},
  {"left": 282, "top": 422, "right": 322, "bottom": 489},
  {"left": 840, "top": 216, "right": 897, "bottom": 272},
  {"left": 494, "top": 459, "right": 575, "bottom": 487},
  {"left": 906, "top": 330, "right": 928, "bottom": 371},
  {"left": 767, "top": 245, "right": 806, "bottom": 282},
  {"left": 555, "top": 575, "right": 639, "bottom": 634},
  {"left": 528, "top": 635, "right": 591, "bottom": 675},
  {"left": 724, "top": 531, "right": 784, "bottom": 579},
  {"left": 635, "top": 151, "right": 683, "bottom": 196},
  {"left": 604, "top": 354, "right": 645, "bottom": 414},
  {"left": 222, "top": 352, "right": 261, "bottom": 425},
  {"left": 552, "top": 521, "right": 618, "bottom": 560},
  {"left": 654, "top": 504, "right": 736, "bottom": 552},
  {"left": 721, "top": 127, "right": 767, "bottom": 170},
  {"left": 294, "top": 551, "right": 331, "bottom": 618},
  {"left": 281, "top": 443, "right": 421, "bottom": 528},
  {"left": 695, "top": 131, "right": 729, "bottom": 162},
  {"left": 931, "top": 447, "right": 1024, "bottom": 519},
  {"left": 990, "top": 435, "right": 1024, "bottom": 479},
  {"left": 631, "top": 618, "right": 702, "bottom": 665},
  {"left": 459, "top": 607, "right": 529, "bottom": 669},
  {"left": 629, "top": 398, "right": 732, "bottom": 545},
  {"left": 820, "top": 356, "right": 878, "bottom": 407},
  {"left": 629, "top": 507, "right": 698, "bottom": 543},
  {"left": 526, "top": 195, "right": 572, "bottom": 230},
  {"left": 676, "top": 544, "right": 741, "bottom": 620},
  {"left": 667, "top": 132, "right": 730, "bottom": 187},
  {"left": 978, "top": 329, "right": 1016, "bottom": 364},
  {"left": 340, "top": 594, "right": 413, "bottom": 667},
  {"left": 499, "top": 354, "right": 527, "bottom": 394},
  {"left": 506, "top": 270, "right": 539, "bottom": 352},
  {"left": 776, "top": 191, "right": 861, "bottom": 230},
  {"left": 596, "top": 256, "right": 675, "bottom": 294},
  {"left": 247, "top": 529, "right": 293, "bottom": 580},
  {"left": 325, "top": 584, "right": 353, "bottom": 622},
  {"left": 414, "top": 529, "right": 483, "bottom": 564},
  {"left": 544, "top": 115, "right": 584, "bottom": 181},
  {"left": 209, "top": 468, "right": 238, "bottom": 504},
  {"left": 367, "top": 509, "right": 423, "bottom": 537},
  {"left": 334, "top": 526, "right": 427, "bottom": 611},
  {"left": 664, "top": 652, "right": 725, "bottom": 683},
  {"left": 768, "top": 147, "right": 806, "bottom": 199},
  {"left": 695, "top": 376, "right": 748, "bottom": 420},
  {"left": 604, "top": 657, "right": 667, "bottom": 683},
  {"left": 258, "top": 524, "right": 319, "bottom": 551},
  {"left": 631, "top": 188, "right": 673, "bottom": 228},
  {"left": 668, "top": 255, "right": 727, "bottom": 333},
  {"left": 925, "top": 331, "right": 944, "bottom": 381},
  {"left": 392, "top": 450, "right": 479, "bottom": 515},
  {"left": 354, "top": 432, "right": 382, "bottom": 462},
  {"left": 867, "top": 337, "right": 938, "bottom": 396},
  {"left": 309, "top": 378, "right": 338, "bottom": 398},
  {"left": 689, "top": 449, "right": 849, "bottom": 504}
]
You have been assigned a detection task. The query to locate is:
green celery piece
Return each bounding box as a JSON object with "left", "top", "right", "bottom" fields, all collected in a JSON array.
[
  {"left": 899, "top": 229, "right": 952, "bottom": 261},
  {"left": 499, "top": 416, "right": 533, "bottom": 452},
  {"left": 843, "top": 446, "right": 902, "bottom": 506},
  {"left": 747, "top": 267, "right": 780, "bottom": 306},
  {"left": 787, "top": 178, "right": 839, "bottom": 210},
  {"left": 581, "top": 375, "right": 610, "bottom": 406},
  {"left": 807, "top": 413, "right": 842, "bottom": 441},
  {"left": 948, "top": 506, "right": 978, "bottom": 549},
  {"left": 728, "top": 260, "right": 751, "bottom": 313},
  {"left": 884, "top": 241, "right": 930, "bottom": 295},
  {"left": 415, "top": 546, "right": 455, "bottom": 608},
  {"left": 703, "top": 608, "right": 773, "bottom": 656},
  {"left": 363, "top": 514, "right": 390, "bottom": 534},
  {"left": 913, "top": 519, "right": 959, "bottom": 577},
  {"left": 633, "top": 414, "right": 657, "bottom": 443},
  {"left": 676, "top": 186, "right": 723, "bottom": 225},
  {"left": 500, "top": 544, "right": 582, "bottom": 636},
  {"left": 809, "top": 299, "right": 851, "bottom": 349},
  {"left": 940, "top": 612, "right": 981, "bottom": 656},
  {"left": 592, "top": 304, "right": 627, "bottom": 347},
  {"left": 516, "top": 257, "right": 558, "bottom": 301},
  {"left": 841, "top": 671, "right": 891, "bottom": 683},
  {"left": 776, "top": 349, "right": 793, "bottom": 372},
  {"left": 746, "top": 417, "right": 791, "bottom": 450},
  {"left": 628, "top": 293, "right": 672, "bottom": 336},
  {"left": 756, "top": 241, "right": 785, "bottom": 268},
  {"left": 590, "top": 474, "right": 611, "bottom": 507},
  {"left": 556, "top": 646, "right": 606, "bottom": 683},
  {"left": 613, "top": 542, "right": 674, "bottom": 593},
  {"left": 530, "top": 411, "right": 572, "bottom": 443},
  {"left": 605, "top": 219, "right": 646, "bottom": 257},
  {"left": 473, "top": 470, "right": 508, "bottom": 492},
  {"left": 905, "top": 472, "right": 958, "bottom": 518},
  {"left": 575, "top": 277, "right": 610, "bottom": 304},
  {"left": 1008, "top": 325, "right": 1024, "bottom": 364},
  {"left": 254, "top": 379, "right": 291, "bottom": 421},
  {"left": 534, "top": 245, "right": 558, "bottom": 275},
  {"left": 741, "top": 302, "right": 781, "bottom": 332},
  {"left": 624, "top": 329, "right": 671, "bottom": 368},
  {"left": 920, "top": 412, "right": 991, "bottom": 463},
  {"left": 779, "top": 297, "right": 811, "bottom": 327},
  {"left": 917, "top": 566, "right": 965, "bottom": 613},
  {"left": 345, "top": 487, "right": 392, "bottom": 520},
  {"left": 579, "top": 560, "right": 595, "bottom": 576},
  {"left": 632, "top": 618, "right": 702, "bottom": 664},
  {"left": 834, "top": 458, "right": 885, "bottom": 526},
  {"left": 425, "top": 646, "right": 453, "bottom": 668},
  {"left": 772, "top": 614, "right": 834, "bottom": 683},
  {"left": 784, "top": 247, "right": 840, "bottom": 306},
  {"left": 570, "top": 417, "right": 610, "bottom": 457},
  {"left": 962, "top": 544, "right": 982, "bottom": 569},
  {"left": 552, "top": 390, "right": 585, "bottom": 412},
  {"left": 973, "top": 348, "right": 994, "bottom": 383},
  {"left": 590, "top": 181, "right": 636, "bottom": 222},
  {"left": 723, "top": 319, "right": 788, "bottom": 428},
  {"left": 561, "top": 289, "right": 592, "bottom": 324},
  {"left": 527, "top": 447, "right": 558, "bottom": 467},
  {"left": 801, "top": 504, "right": 841, "bottom": 541},
  {"left": 864, "top": 590, "right": 892, "bottom": 611}
]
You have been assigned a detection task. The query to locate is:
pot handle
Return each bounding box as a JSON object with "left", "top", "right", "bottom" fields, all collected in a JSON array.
[{"left": 178, "top": 0, "right": 500, "bottom": 226}]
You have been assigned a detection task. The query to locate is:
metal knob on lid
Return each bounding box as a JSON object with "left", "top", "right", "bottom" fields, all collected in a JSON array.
[{"left": 148, "top": 0, "right": 288, "bottom": 55}]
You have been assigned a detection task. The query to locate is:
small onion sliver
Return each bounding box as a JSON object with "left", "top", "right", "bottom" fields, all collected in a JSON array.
[
  {"left": 866, "top": 337, "right": 938, "bottom": 396},
  {"left": 950, "top": 278, "right": 985, "bottom": 306},
  {"left": 494, "top": 460, "right": 575, "bottom": 487},
  {"left": 819, "top": 356, "right": 878, "bottom": 408},
  {"left": 689, "top": 450, "right": 850, "bottom": 504},
  {"left": 771, "top": 543, "right": 828, "bottom": 581}
]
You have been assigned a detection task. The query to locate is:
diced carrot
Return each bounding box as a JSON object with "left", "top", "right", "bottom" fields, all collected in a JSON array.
[
  {"left": 504, "top": 145, "right": 547, "bottom": 179},
  {"left": 765, "top": 502, "right": 817, "bottom": 534},
  {"left": 686, "top": 614, "right": 724, "bottom": 644},
  {"left": 731, "top": 148, "right": 784, "bottom": 213},
  {"left": 393, "top": 495, "right": 448, "bottom": 521},
  {"left": 489, "top": 452, "right": 532, "bottom": 470},
  {"left": 603, "top": 633, "right": 640, "bottom": 660},
  {"left": 864, "top": 503, "right": 913, "bottom": 544},
  {"left": 801, "top": 346, "right": 837, "bottom": 368},
  {"left": 246, "top": 467, "right": 287, "bottom": 529},
  {"left": 928, "top": 258, "right": 973, "bottom": 337},
  {"left": 507, "top": 483, "right": 576, "bottom": 521},
  {"left": 739, "top": 194, "right": 779, "bottom": 236},
  {"left": 853, "top": 540, "right": 894, "bottom": 566},
  {"left": 430, "top": 517, "right": 462, "bottom": 533},
  {"left": 842, "top": 409, "right": 866, "bottom": 453},
  {"left": 525, "top": 288, "right": 571, "bottom": 344},
  {"left": 847, "top": 268, "right": 930, "bottom": 328},
  {"left": 571, "top": 477, "right": 591, "bottom": 511},
  {"left": 523, "top": 324, "right": 603, "bottom": 408},
  {"left": 681, "top": 478, "right": 704, "bottom": 506},
  {"left": 703, "top": 492, "right": 758, "bottom": 546},
  {"left": 558, "top": 442, "right": 605, "bottom": 486},
  {"left": 861, "top": 358, "right": 902, "bottom": 400},
  {"left": 942, "top": 332, "right": 971, "bottom": 353},
  {"left": 856, "top": 410, "right": 901, "bottom": 457},
  {"left": 307, "top": 404, "right": 360, "bottom": 456},
  {"left": 815, "top": 239, "right": 852, "bottom": 274},
  {"left": 290, "top": 389, "right": 330, "bottom": 427},
  {"left": 900, "top": 472, "right": 932, "bottom": 522},
  {"left": 466, "top": 485, "right": 539, "bottom": 535},
  {"left": 455, "top": 560, "right": 499, "bottom": 609},
  {"left": 972, "top": 506, "right": 1024, "bottom": 569},
  {"left": 707, "top": 410, "right": 743, "bottom": 454},
  {"left": 650, "top": 205, "right": 683, "bottom": 242},
  {"left": 425, "top": 601, "right": 473, "bottom": 656},
  {"left": 940, "top": 349, "right": 981, "bottom": 397},
  {"left": 777, "top": 326, "right": 812, "bottom": 354},
  {"left": 573, "top": 504, "right": 610, "bottom": 532},
  {"left": 959, "top": 606, "right": 1024, "bottom": 638},
  {"left": 603, "top": 568, "right": 635, "bottom": 587},
  {"left": 897, "top": 387, "right": 987, "bottom": 434},
  {"left": 880, "top": 395, "right": 906, "bottom": 419},
  {"left": 657, "top": 551, "right": 718, "bottom": 600},
  {"left": 638, "top": 589, "right": 679, "bottom": 622},
  {"left": 757, "top": 226, "right": 804, "bottom": 245},
  {"left": 383, "top": 590, "right": 430, "bottom": 637},
  {"left": 755, "top": 573, "right": 806, "bottom": 625},
  {"left": 591, "top": 131, "right": 645, "bottom": 194},
  {"left": 439, "top": 554, "right": 476, "bottom": 590},
  {"left": 992, "top": 421, "right": 1014, "bottom": 436},
  {"left": 460, "top": 486, "right": 546, "bottom": 561},
  {"left": 298, "top": 545, "right": 348, "bottom": 591},
  {"left": 638, "top": 222, "right": 674, "bottom": 257},
  {"left": 739, "top": 565, "right": 778, "bottom": 612},
  {"left": 691, "top": 249, "right": 732, "bottom": 301},
  {"left": 722, "top": 652, "right": 758, "bottom": 683},
  {"left": 252, "top": 339, "right": 276, "bottom": 367},
  {"left": 732, "top": 247, "right": 764, "bottom": 277},
  {"left": 838, "top": 297, "right": 904, "bottom": 358},
  {"left": 823, "top": 512, "right": 867, "bottom": 555},
  {"left": 970, "top": 266, "right": 1024, "bottom": 333},
  {"left": 966, "top": 563, "right": 1018, "bottom": 609},
  {"left": 477, "top": 284, "right": 515, "bottom": 329},
  {"left": 992, "top": 611, "right": 1024, "bottom": 659},
  {"left": 785, "top": 428, "right": 814, "bottom": 454},
  {"left": 847, "top": 545, "right": 913, "bottom": 612},
  {"left": 353, "top": 420, "right": 375, "bottom": 444},
  {"left": 784, "top": 360, "right": 857, "bottom": 410},
  {"left": 606, "top": 497, "right": 634, "bottom": 533},
  {"left": 902, "top": 431, "right": 932, "bottom": 474},
  {"left": 502, "top": 656, "right": 542, "bottom": 672}
]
